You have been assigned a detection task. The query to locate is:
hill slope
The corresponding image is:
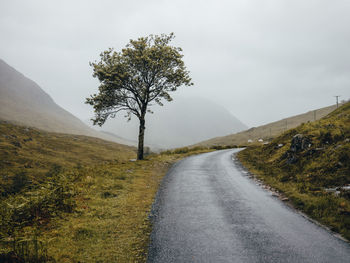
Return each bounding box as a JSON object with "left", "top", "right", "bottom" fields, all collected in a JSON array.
[
  {"left": 196, "top": 104, "right": 340, "bottom": 147},
  {"left": 238, "top": 102, "right": 350, "bottom": 240},
  {"left": 0, "top": 59, "right": 133, "bottom": 145},
  {"left": 0, "top": 121, "right": 210, "bottom": 262},
  {"left": 0, "top": 121, "right": 136, "bottom": 193}
]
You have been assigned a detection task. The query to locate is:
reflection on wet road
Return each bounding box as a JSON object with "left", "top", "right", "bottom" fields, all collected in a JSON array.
[{"left": 148, "top": 149, "right": 350, "bottom": 262}]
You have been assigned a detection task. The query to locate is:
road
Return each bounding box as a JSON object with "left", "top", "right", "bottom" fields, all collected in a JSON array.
[{"left": 147, "top": 149, "right": 350, "bottom": 263}]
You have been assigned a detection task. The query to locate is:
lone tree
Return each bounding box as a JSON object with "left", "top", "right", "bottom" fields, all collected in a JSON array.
[{"left": 86, "top": 33, "right": 193, "bottom": 160}]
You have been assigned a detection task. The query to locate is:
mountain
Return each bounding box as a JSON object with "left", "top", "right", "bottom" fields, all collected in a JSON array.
[
  {"left": 99, "top": 97, "right": 247, "bottom": 149},
  {"left": 196, "top": 104, "right": 342, "bottom": 147},
  {"left": 0, "top": 59, "right": 133, "bottom": 146}
]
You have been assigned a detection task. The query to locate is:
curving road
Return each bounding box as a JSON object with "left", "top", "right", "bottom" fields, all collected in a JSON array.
[{"left": 147, "top": 149, "right": 350, "bottom": 263}]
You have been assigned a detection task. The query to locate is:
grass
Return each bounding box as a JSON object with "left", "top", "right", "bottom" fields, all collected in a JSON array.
[
  {"left": 238, "top": 102, "right": 350, "bottom": 241},
  {"left": 37, "top": 155, "right": 177, "bottom": 262},
  {"left": 0, "top": 120, "right": 136, "bottom": 194},
  {"left": 197, "top": 103, "right": 341, "bottom": 147},
  {"left": 0, "top": 121, "right": 212, "bottom": 262}
]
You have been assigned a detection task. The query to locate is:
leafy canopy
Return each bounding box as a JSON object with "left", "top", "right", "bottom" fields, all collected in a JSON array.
[{"left": 86, "top": 33, "right": 193, "bottom": 125}]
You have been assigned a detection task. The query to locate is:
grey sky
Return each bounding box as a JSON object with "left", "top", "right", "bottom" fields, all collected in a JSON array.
[{"left": 0, "top": 0, "right": 349, "bottom": 127}]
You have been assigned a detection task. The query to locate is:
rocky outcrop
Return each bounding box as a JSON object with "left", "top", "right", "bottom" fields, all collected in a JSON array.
[
  {"left": 282, "top": 134, "right": 312, "bottom": 164},
  {"left": 290, "top": 134, "right": 312, "bottom": 152}
]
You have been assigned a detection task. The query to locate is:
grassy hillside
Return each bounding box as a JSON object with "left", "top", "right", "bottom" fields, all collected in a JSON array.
[
  {"left": 0, "top": 121, "right": 136, "bottom": 194},
  {"left": 238, "top": 102, "right": 350, "bottom": 240},
  {"left": 197, "top": 104, "right": 340, "bottom": 147},
  {"left": 0, "top": 58, "right": 134, "bottom": 146},
  {"left": 0, "top": 121, "right": 211, "bottom": 262}
]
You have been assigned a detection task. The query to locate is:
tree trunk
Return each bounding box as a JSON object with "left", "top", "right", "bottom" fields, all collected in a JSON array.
[{"left": 137, "top": 117, "right": 145, "bottom": 160}]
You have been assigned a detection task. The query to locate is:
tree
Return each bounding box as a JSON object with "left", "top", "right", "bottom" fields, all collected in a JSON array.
[{"left": 86, "top": 33, "right": 193, "bottom": 160}]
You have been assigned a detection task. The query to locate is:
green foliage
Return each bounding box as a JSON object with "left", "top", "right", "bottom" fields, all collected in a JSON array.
[
  {"left": 161, "top": 146, "right": 211, "bottom": 155},
  {"left": 238, "top": 102, "right": 350, "bottom": 240},
  {"left": 86, "top": 33, "right": 193, "bottom": 160},
  {"left": 0, "top": 171, "right": 76, "bottom": 262},
  {"left": 1, "top": 171, "right": 30, "bottom": 197},
  {"left": 172, "top": 147, "right": 191, "bottom": 154},
  {"left": 87, "top": 33, "right": 193, "bottom": 126},
  {"left": 0, "top": 231, "right": 50, "bottom": 263}
]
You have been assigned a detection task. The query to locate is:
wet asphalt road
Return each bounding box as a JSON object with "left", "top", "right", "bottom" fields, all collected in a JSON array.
[{"left": 147, "top": 149, "right": 350, "bottom": 263}]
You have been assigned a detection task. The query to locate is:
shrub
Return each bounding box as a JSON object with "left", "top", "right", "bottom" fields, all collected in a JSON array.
[{"left": 0, "top": 171, "right": 76, "bottom": 261}]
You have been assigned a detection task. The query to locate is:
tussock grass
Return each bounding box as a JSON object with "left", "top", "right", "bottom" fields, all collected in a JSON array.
[{"left": 238, "top": 102, "right": 350, "bottom": 240}]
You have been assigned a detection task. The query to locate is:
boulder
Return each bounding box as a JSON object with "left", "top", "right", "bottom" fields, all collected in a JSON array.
[{"left": 290, "top": 134, "right": 311, "bottom": 152}]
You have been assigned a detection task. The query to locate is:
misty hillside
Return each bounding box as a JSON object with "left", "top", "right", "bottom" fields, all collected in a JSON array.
[
  {"left": 97, "top": 97, "right": 247, "bottom": 149},
  {"left": 196, "top": 103, "right": 341, "bottom": 147},
  {"left": 0, "top": 59, "right": 133, "bottom": 145}
]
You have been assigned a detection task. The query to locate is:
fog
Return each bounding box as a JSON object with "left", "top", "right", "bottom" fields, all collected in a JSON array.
[
  {"left": 1, "top": 0, "right": 350, "bottom": 128},
  {"left": 96, "top": 96, "right": 248, "bottom": 149}
]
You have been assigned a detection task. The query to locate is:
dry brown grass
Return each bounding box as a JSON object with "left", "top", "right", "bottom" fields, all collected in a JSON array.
[
  {"left": 196, "top": 104, "right": 340, "bottom": 147},
  {"left": 0, "top": 121, "right": 212, "bottom": 262}
]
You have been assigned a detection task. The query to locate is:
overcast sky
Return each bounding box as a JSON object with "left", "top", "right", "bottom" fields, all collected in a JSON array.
[{"left": 0, "top": 0, "right": 349, "bottom": 127}]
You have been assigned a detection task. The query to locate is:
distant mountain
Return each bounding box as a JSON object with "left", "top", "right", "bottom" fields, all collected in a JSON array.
[
  {"left": 195, "top": 103, "right": 342, "bottom": 147},
  {"left": 0, "top": 58, "right": 134, "bottom": 146},
  {"left": 100, "top": 97, "right": 247, "bottom": 149}
]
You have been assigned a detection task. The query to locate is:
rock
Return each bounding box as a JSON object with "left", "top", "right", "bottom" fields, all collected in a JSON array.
[
  {"left": 281, "top": 197, "right": 289, "bottom": 201},
  {"left": 275, "top": 143, "right": 284, "bottom": 149},
  {"left": 129, "top": 159, "right": 137, "bottom": 162},
  {"left": 290, "top": 134, "right": 311, "bottom": 152},
  {"left": 286, "top": 153, "right": 298, "bottom": 164},
  {"left": 345, "top": 138, "right": 350, "bottom": 143}
]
